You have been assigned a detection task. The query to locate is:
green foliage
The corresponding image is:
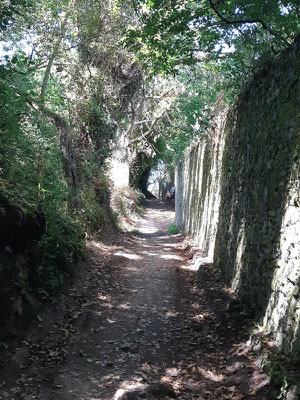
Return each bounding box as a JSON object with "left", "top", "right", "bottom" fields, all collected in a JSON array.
[
  {"left": 168, "top": 222, "right": 179, "bottom": 235},
  {"left": 0, "top": 341, "right": 8, "bottom": 350},
  {"left": 130, "top": 228, "right": 141, "bottom": 234},
  {"left": 2, "top": 0, "right": 297, "bottom": 334},
  {"left": 28, "top": 213, "right": 85, "bottom": 299},
  {"left": 0, "top": 0, "right": 126, "bottom": 306},
  {"left": 0, "top": 68, "right": 67, "bottom": 210},
  {"left": 0, "top": 0, "right": 33, "bottom": 31},
  {"left": 86, "top": 95, "right": 117, "bottom": 164},
  {"left": 0, "top": 76, "right": 85, "bottom": 299},
  {"left": 111, "top": 186, "right": 146, "bottom": 221},
  {"left": 119, "top": 1, "right": 300, "bottom": 167},
  {"left": 77, "top": 170, "right": 114, "bottom": 238},
  {"left": 123, "top": 0, "right": 299, "bottom": 76},
  {"left": 259, "top": 351, "right": 300, "bottom": 399},
  {"left": 161, "top": 63, "right": 222, "bottom": 161}
]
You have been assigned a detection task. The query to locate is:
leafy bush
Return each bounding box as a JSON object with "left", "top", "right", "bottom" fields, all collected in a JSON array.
[
  {"left": 111, "top": 186, "right": 146, "bottom": 220},
  {"left": 168, "top": 222, "right": 179, "bottom": 235},
  {"left": 77, "top": 171, "right": 114, "bottom": 238},
  {"left": 28, "top": 212, "right": 85, "bottom": 299}
]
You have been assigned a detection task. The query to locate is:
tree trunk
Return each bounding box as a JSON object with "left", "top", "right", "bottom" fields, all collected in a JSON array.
[
  {"left": 38, "top": 105, "right": 78, "bottom": 190},
  {"left": 38, "top": 5, "right": 79, "bottom": 196}
]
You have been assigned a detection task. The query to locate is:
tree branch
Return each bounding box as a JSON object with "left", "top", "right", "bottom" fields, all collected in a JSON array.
[
  {"left": 40, "top": 13, "right": 70, "bottom": 102},
  {"left": 208, "top": 0, "right": 258, "bottom": 25},
  {"left": 207, "top": 0, "right": 289, "bottom": 45},
  {"left": 24, "top": 96, "right": 78, "bottom": 190}
]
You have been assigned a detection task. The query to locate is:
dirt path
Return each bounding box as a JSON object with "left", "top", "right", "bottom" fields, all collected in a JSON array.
[{"left": 0, "top": 201, "right": 273, "bottom": 400}]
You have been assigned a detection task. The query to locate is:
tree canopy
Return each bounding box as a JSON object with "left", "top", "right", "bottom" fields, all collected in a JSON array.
[
  {"left": 123, "top": 0, "right": 299, "bottom": 75},
  {"left": 0, "top": 0, "right": 299, "bottom": 299}
]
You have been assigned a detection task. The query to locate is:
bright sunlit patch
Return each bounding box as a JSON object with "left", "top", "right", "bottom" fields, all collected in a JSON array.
[
  {"left": 115, "top": 381, "right": 145, "bottom": 395},
  {"left": 141, "top": 251, "right": 157, "bottom": 256},
  {"left": 113, "top": 389, "right": 126, "bottom": 399},
  {"left": 98, "top": 294, "right": 110, "bottom": 301},
  {"left": 166, "top": 367, "right": 180, "bottom": 377},
  {"left": 180, "top": 255, "right": 212, "bottom": 271},
  {"left": 126, "top": 267, "right": 138, "bottom": 271},
  {"left": 166, "top": 311, "right": 180, "bottom": 318},
  {"left": 110, "top": 134, "right": 130, "bottom": 188},
  {"left": 90, "top": 241, "right": 112, "bottom": 251},
  {"left": 118, "top": 303, "right": 131, "bottom": 310},
  {"left": 155, "top": 234, "right": 169, "bottom": 240},
  {"left": 231, "top": 220, "right": 246, "bottom": 292},
  {"left": 262, "top": 187, "right": 300, "bottom": 349},
  {"left": 160, "top": 254, "right": 182, "bottom": 260},
  {"left": 138, "top": 226, "right": 159, "bottom": 234},
  {"left": 198, "top": 367, "right": 224, "bottom": 382},
  {"left": 163, "top": 243, "right": 179, "bottom": 248},
  {"left": 280, "top": 5, "right": 292, "bottom": 14},
  {"left": 114, "top": 251, "right": 142, "bottom": 260}
]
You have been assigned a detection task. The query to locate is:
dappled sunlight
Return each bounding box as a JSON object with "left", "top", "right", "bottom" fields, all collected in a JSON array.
[
  {"left": 139, "top": 226, "right": 160, "bottom": 234},
  {"left": 180, "top": 254, "right": 212, "bottom": 271},
  {"left": 162, "top": 243, "right": 180, "bottom": 248},
  {"left": 231, "top": 220, "right": 246, "bottom": 293},
  {"left": 97, "top": 294, "right": 112, "bottom": 301},
  {"left": 166, "top": 311, "right": 181, "bottom": 318},
  {"left": 107, "top": 317, "right": 117, "bottom": 324},
  {"left": 165, "top": 367, "right": 180, "bottom": 377},
  {"left": 125, "top": 266, "right": 139, "bottom": 271},
  {"left": 3, "top": 202, "right": 272, "bottom": 400},
  {"left": 160, "top": 254, "right": 182, "bottom": 260},
  {"left": 134, "top": 201, "right": 175, "bottom": 235},
  {"left": 89, "top": 241, "right": 113, "bottom": 253},
  {"left": 198, "top": 367, "right": 224, "bottom": 382},
  {"left": 114, "top": 251, "right": 143, "bottom": 260},
  {"left": 157, "top": 235, "right": 174, "bottom": 240},
  {"left": 139, "top": 243, "right": 152, "bottom": 248},
  {"left": 101, "top": 302, "right": 113, "bottom": 309},
  {"left": 141, "top": 251, "right": 157, "bottom": 256},
  {"left": 118, "top": 303, "right": 131, "bottom": 310},
  {"left": 262, "top": 187, "right": 300, "bottom": 351}
]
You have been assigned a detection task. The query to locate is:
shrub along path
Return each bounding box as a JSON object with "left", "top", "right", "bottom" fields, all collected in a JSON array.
[{"left": 0, "top": 200, "right": 273, "bottom": 399}]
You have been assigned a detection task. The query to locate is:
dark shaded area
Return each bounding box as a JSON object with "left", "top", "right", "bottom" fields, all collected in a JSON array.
[
  {"left": 137, "top": 166, "right": 151, "bottom": 196},
  {"left": 129, "top": 153, "right": 152, "bottom": 195},
  {"left": 0, "top": 191, "right": 46, "bottom": 340},
  {"left": 214, "top": 36, "right": 300, "bottom": 333},
  {"left": 145, "top": 199, "right": 174, "bottom": 211},
  {"left": 0, "top": 192, "right": 45, "bottom": 252},
  {"left": 130, "top": 158, "right": 157, "bottom": 199},
  {"left": 145, "top": 189, "right": 157, "bottom": 199}
]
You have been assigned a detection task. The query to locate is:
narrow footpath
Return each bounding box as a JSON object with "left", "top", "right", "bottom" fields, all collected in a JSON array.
[{"left": 0, "top": 201, "right": 273, "bottom": 400}]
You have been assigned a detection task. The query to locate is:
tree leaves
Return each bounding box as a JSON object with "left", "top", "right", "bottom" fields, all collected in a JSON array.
[{"left": 122, "top": 0, "right": 299, "bottom": 76}]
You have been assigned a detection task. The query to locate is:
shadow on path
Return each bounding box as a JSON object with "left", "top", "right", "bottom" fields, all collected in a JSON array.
[{"left": 0, "top": 201, "right": 273, "bottom": 399}]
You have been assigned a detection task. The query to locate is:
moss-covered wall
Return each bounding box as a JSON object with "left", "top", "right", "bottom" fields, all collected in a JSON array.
[
  {"left": 175, "top": 98, "right": 228, "bottom": 259},
  {"left": 176, "top": 36, "right": 300, "bottom": 359}
]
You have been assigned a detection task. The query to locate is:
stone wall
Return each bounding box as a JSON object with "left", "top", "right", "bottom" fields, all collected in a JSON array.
[
  {"left": 176, "top": 36, "right": 300, "bottom": 359},
  {"left": 175, "top": 98, "right": 228, "bottom": 260}
]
